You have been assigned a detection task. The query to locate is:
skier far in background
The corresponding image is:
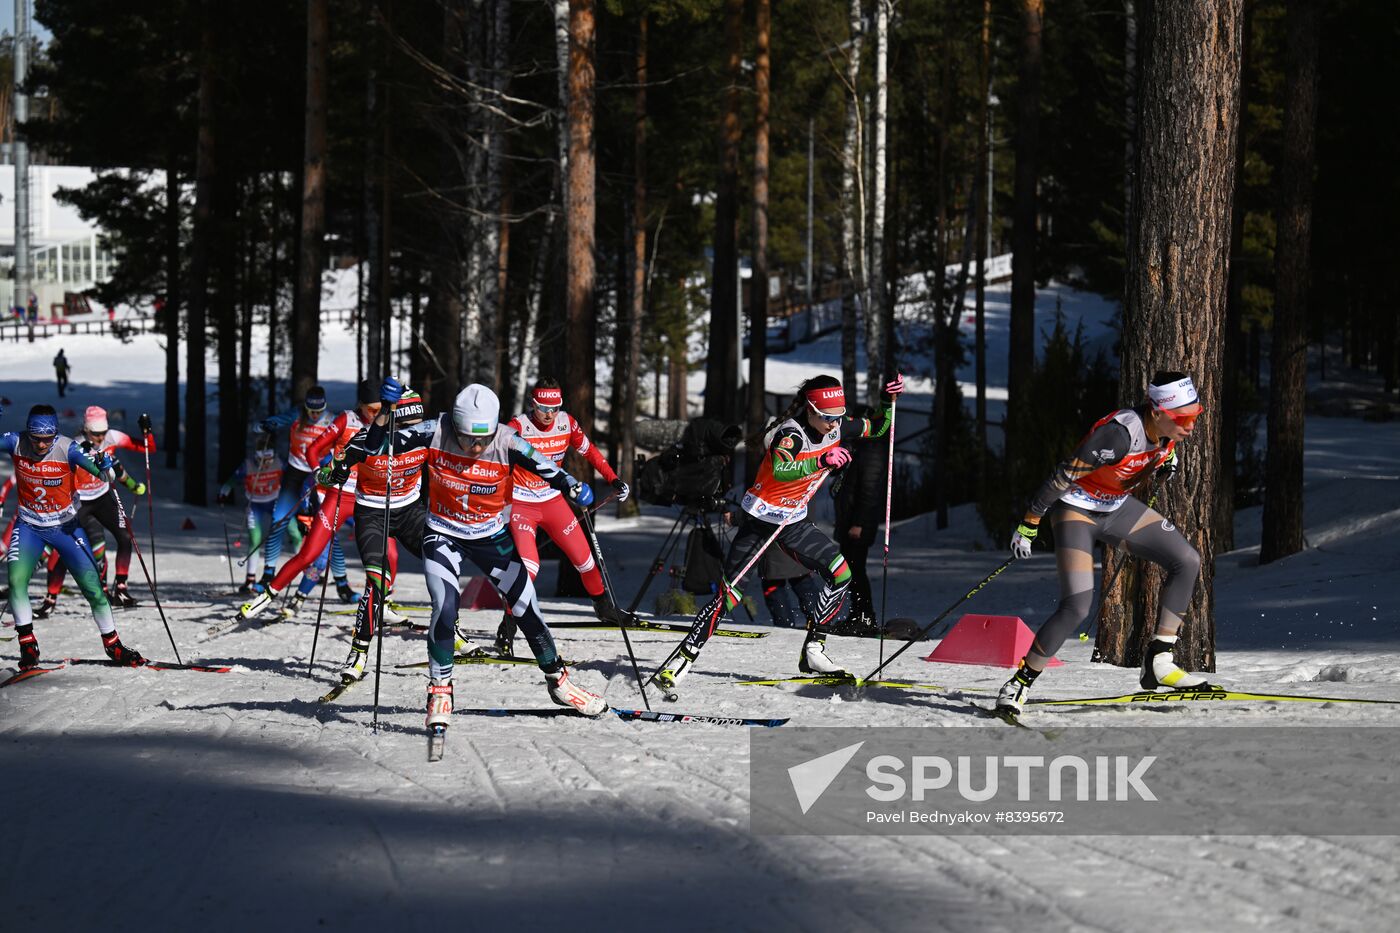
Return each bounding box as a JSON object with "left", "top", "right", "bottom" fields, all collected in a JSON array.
[
  {"left": 35, "top": 406, "right": 155, "bottom": 616},
  {"left": 256, "top": 385, "right": 336, "bottom": 592},
  {"left": 53, "top": 348, "right": 72, "bottom": 398},
  {"left": 364, "top": 379, "right": 610, "bottom": 736},
  {"left": 237, "top": 386, "right": 382, "bottom": 621},
  {"left": 654, "top": 372, "right": 905, "bottom": 697},
  {"left": 4, "top": 404, "right": 144, "bottom": 669},
  {"left": 321, "top": 386, "right": 449, "bottom": 685},
  {"left": 216, "top": 433, "right": 304, "bottom": 591},
  {"left": 495, "top": 378, "right": 630, "bottom": 657},
  {"left": 997, "top": 370, "right": 1206, "bottom": 716}
]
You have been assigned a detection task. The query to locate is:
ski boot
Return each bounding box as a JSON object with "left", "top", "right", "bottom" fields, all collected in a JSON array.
[
  {"left": 651, "top": 647, "right": 698, "bottom": 702},
  {"left": 798, "top": 628, "right": 850, "bottom": 678},
  {"left": 1140, "top": 636, "right": 1217, "bottom": 691},
  {"left": 426, "top": 675, "right": 454, "bottom": 727},
  {"left": 381, "top": 602, "right": 415, "bottom": 629},
  {"left": 237, "top": 574, "right": 257, "bottom": 596},
  {"left": 109, "top": 582, "right": 140, "bottom": 609},
  {"left": 239, "top": 588, "right": 277, "bottom": 620},
  {"left": 494, "top": 614, "right": 516, "bottom": 658},
  {"left": 254, "top": 571, "right": 275, "bottom": 595},
  {"left": 280, "top": 592, "right": 307, "bottom": 620},
  {"left": 16, "top": 625, "right": 39, "bottom": 670},
  {"left": 546, "top": 667, "right": 608, "bottom": 717},
  {"left": 102, "top": 631, "right": 145, "bottom": 667},
  {"left": 454, "top": 626, "right": 489, "bottom": 659},
  {"left": 591, "top": 595, "right": 624, "bottom": 626},
  {"left": 996, "top": 664, "right": 1040, "bottom": 717},
  {"left": 335, "top": 578, "right": 357, "bottom": 604},
  {"left": 340, "top": 638, "right": 371, "bottom": 683},
  {"left": 32, "top": 594, "right": 58, "bottom": 619}
]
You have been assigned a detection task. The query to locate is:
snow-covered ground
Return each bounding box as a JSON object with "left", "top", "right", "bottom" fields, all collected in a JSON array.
[{"left": 3, "top": 287, "right": 1399, "bottom": 931}]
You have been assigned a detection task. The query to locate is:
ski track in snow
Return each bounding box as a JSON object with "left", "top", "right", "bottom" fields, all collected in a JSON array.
[{"left": 3, "top": 294, "right": 1400, "bottom": 929}]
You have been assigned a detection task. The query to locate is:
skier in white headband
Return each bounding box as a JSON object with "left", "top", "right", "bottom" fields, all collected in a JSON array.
[{"left": 997, "top": 370, "right": 1207, "bottom": 716}]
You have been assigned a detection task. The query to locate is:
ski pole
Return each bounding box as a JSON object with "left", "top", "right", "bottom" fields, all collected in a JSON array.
[
  {"left": 860, "top": 556, "right": 1013, "bottom": 684},
  {"left": 575, "top": 499, "right": 650, "bottom": 710},
  {"left": 653, "top": 471, "right": 830, "bottom": 674},
  {"left": 111, "top": 489, "right": 182, "bottom": 665},
  {"left": 877, "top": 395, "right": 896, "bottom": 670},
  {"left": 306, "top": 477, "right": 347, "bottom": 677},
  {"left": 371, "top": 406, "right": 396, "bottom": 734},
  {"left": 218, "top": 504, "right": 236, "bottom": 590},
  {"left": 139, "top": 423, "right": 158, "bottom": 591}
]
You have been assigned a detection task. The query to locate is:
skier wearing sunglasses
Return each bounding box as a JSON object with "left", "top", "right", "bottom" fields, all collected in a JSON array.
[{"left": 998, "top": 370, "right": 1207, "bottom": 716}]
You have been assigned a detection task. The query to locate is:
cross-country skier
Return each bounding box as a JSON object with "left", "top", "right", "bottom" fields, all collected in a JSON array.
[
  {"left": 237, "top": 388, "right": 382, "bottom": 621},
  {"left": 33, "top": 406, "right": 154, "bottom": 615},
  {"left": 320, "top": 387, "right": 460, "bottom": 685},
  {"left": 494, "top": 378, "right": 629, "bottom": 657},
  {"left": 255, "top": 385, "right": 335, "bottom": 592},
  {"left": 653, "top": 373, "right": 905, "bottom": 697},
  {"left": 996, "top": 371, "right": 1206, "bottom": 716},
  {"left": 216, "top": 433, "right": 303, "bottom": 591},
  {"left": 4, "top": 404, "right": 143, "bottom": 668},
  {"left": 362, "top": 379, "right": 608, "bottom": 736}
]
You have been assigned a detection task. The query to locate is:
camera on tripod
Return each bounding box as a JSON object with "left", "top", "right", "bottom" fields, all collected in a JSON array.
[{"left": 635, "top": 417, "right": 743, "bottom": 512}]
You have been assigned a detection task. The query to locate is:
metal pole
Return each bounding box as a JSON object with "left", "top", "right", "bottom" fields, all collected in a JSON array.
[
  {"left": 14, "top": 0, "right": 31, "bottom": 329},
  {"left": 806, "top": 116, "right": 814, "bottom": 303}
]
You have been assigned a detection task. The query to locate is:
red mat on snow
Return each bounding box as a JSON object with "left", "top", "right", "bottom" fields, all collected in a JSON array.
[{"left": 923, "top": 614, "right": 1063, "bottom": 668}]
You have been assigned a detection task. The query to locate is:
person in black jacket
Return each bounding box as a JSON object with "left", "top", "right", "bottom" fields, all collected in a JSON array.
[{"left": 832, "top": 406, "right": 888, "bottom": 631}]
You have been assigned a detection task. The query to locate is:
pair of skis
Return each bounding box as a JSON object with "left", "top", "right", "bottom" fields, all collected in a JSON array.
[
  {"left": 739, "top": 674, "right": 1400, "bottom": 712},
  {"left": 1, "top": 658, "right": 231, "bottom": 687}
]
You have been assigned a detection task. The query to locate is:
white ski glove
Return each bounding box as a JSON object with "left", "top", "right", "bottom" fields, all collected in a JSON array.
[{"left": 1011, "top": 522, "right": 1038, "bottom": 560}]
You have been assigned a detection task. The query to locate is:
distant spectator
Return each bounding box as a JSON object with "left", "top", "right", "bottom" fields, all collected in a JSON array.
[
  {"left": 832, "top": 405, "right": 889, "bottom": 630},
  {"left": 53, "top": 348, "right": 71, "bottom": 397}
]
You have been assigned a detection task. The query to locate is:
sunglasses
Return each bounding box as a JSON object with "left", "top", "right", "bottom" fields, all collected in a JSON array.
[
  {"left": 459, "top": 431, "right": 496, "bottom": 449},
  {"left": 808, "top": 402, "right": 844, "bottom": 424},
  {"left": 1160, "top": 407, "right": 1202, "bottom": 428},
  {"left": 534, "top": 405, "right": 561, "bottom": 415}
]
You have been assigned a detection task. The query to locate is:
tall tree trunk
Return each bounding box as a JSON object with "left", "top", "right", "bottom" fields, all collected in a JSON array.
[
  {"left": 974, "top": 0, "right": 991, "bottom": 463},
  {"left": 214, "top": 165, "right": 241, "bottom": 484},
  {"left": 493, "top": 0, "right": 513, "bottom": 407},
  {"left": 747, "top": 0, "right": 771, "bottom": 471},
  {"left": 616, "top": 14, "right": 647, "bottom": 520},
  {"left": 704, "top": 0, "right": 742, "bottom": 424},
  {"left": 163, "top": 124, "right": 182, "bottom": 471},
  {"left": 489, "top": 0, "right": 511, "bottom": 391},
  {"left": 293, "top": 0, "right": 328, "bottom": 403},
  {"left": 420, "top": 4, "right": 464, "bottom": 413},
  {"left": 1097, "top": 0, "right": 1244, "bottom": 671},
  {"left": 1260, "top": 0, "right": 1320, "bottom": 564},
  {"left": 839, "top": 0, "right": 864, "bottom": 399},
  {"left": 1219, "top": 0, "right": 1252, "bottom": 552},
  {"left": 516, "top": 208, "right": 554, "bottom": 405},
  {"left": 364, "top": 8, "right": 383, "bottom": 379},
  {"left": 866, "top": 0, "right": 890, "bottom": 405},
  {"left": 184, "top": 1, "right": 216, "bottom": 506},
  {"left": 1007, "top": 0, "right": 1043, "bottom": 445},
  {"left": 1123, "top": 0, "right": 1137, "bottom": 251},
  {"left": 565, "top": 0, "right": 597, "bottom": 475},
  {"left": 267, "top": 170, "right": 281, "bottom": 413},
  {"left": 239, "top": 177, "right": 255, "bottom": 440}
]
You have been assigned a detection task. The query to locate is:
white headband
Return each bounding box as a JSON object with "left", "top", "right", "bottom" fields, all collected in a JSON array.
[{"left": 1147, "top": 376, "right": 1198, "bottom": 409}]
